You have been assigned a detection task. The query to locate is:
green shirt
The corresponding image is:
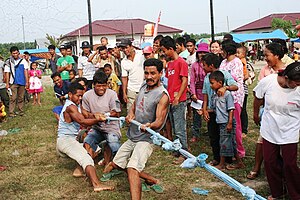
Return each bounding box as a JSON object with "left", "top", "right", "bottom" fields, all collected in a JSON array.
[{"left": 56, "top": 56, "right": 75, "bottom": 80}]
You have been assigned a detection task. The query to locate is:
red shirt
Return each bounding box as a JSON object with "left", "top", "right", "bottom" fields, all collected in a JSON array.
[{"left": 166, "top": 57, "right": 188, "bottom": 103}]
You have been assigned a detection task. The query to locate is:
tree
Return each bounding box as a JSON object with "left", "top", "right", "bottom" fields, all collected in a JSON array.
[
  {"left": 271, "top": 18, "right": 300, "bottom": 38},
  {"left": 0, "top": 42, "right": 35, "bottom": 59},
  {"left": 44, "top": 34, "right": 64, "bottom": 48}
]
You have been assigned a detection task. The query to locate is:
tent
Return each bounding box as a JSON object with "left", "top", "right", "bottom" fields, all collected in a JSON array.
[
  {"left": 291, "top": 38, "right": 300, "bottom": 43},
  {"left": 19, "top": 48, "right": 60, "bottom": 61},
  {"left": 232, "top": 29, "right": 288, "bottom": 43}
]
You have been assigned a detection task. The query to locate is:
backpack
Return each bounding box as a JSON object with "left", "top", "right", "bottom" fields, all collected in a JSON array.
[{"left": 245, "top": 62, "right": 255, "bottom": 85}]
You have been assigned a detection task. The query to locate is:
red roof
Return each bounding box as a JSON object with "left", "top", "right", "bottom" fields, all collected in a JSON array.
[
  {"left": 232, "top": 13, "right": 300, "bottom": 32},
  {"left": 64, "top": 18, "right": 182, "bottom": 37}
]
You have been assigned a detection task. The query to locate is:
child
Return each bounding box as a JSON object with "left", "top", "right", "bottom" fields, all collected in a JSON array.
[
  {"left": 236, "top": 45, "right": 249, "bottom": 137},
  {"left": 209, "top": 71, "right": 244, "bottom": 171},
  {"left": 103, "top": 63, "right": 121, "bottom": 94},
  {"left": 0, "top": 99, "right": 6, "bottom": 122},
  {"left": 69, "top": 69, "right": 76, "bottom": 82},
  {"left": 28, "top": 62, "right": 43, "bottom": 105}
]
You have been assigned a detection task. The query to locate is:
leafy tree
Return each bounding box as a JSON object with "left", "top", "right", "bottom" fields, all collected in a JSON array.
[
  {"left": 44, "top": 34, "right": 64, "bottom": 48},
  {"left": 0, "top": 42, "right": 35, "bottom": 59},
  {"left": 271, "top": 18, "right": 300, "bottom": 38}
]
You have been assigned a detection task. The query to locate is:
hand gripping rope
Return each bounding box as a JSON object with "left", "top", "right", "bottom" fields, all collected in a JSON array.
[{"left": 106, "top": 116, "right": 266, "bottom": 200}]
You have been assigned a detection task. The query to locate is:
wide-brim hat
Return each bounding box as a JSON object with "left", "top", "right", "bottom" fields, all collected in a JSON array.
[{"left": 197, "top": 43, "right": 209, "bottom": 53}]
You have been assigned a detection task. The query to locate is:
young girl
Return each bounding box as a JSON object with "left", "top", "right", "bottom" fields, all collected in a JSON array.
[{"left": 28, "top": 62, "right": 43, "bottom": 105}]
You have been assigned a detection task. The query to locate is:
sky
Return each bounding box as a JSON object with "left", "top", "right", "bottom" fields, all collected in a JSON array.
[{"left": 0, "top": 0, "right": 298, "bottom": 43}]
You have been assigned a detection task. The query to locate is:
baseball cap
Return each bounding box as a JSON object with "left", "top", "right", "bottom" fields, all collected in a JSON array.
[
  {"left": 143, "top": 46, "right": 153, "bottom": 54},
  {"left": 117, "top": 38, "right": 132, "bottom": 47},
  {"left": 59, "top": 44, "right": 67, "bottom": 50},
  {"left": 81, "top": 41, "right": 90, "bottom": 48}
]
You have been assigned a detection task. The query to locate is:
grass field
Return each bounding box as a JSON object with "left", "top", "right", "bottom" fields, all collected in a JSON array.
[{"left": 0, "top": 81, "right": 273, "bottom": 200}]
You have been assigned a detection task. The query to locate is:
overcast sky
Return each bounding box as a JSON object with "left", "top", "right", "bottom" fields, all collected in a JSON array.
[{"left": 0, "top": 0, "right": 298, "bottom": 43}]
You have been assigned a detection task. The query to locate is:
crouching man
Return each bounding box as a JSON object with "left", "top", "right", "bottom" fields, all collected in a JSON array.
[
  {"left": 104, "top": 58, "right": 169, "bottom": 200},
  {"left": 56, "top": 82, "right": 114, "bottom": 192}
]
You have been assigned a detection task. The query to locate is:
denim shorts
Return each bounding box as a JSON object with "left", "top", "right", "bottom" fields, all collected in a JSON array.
[{"left": 83, "top": 128, "right": 121, "bottom": 153}]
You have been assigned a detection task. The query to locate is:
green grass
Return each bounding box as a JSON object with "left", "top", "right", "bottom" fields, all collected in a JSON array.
[{"left": 0, "top": 82, "right": 272, "bottom": 200}]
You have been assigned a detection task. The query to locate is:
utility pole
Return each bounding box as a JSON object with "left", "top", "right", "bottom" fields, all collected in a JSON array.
[
  {"left": 209, "top": 0, "right": 215, "bottom": 41},
  {"left": 87, "top": 0, "right": 93, "bottom": 47},
  {"left": 22, "top": 15, "right": 26, "bottom": 49},
  {"left": 226, "top": 16, "right": 230, "bottom": 32}
]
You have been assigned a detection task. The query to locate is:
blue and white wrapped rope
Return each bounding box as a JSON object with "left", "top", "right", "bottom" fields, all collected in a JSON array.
[{"left": 106, "top": 116, "right": 266, "bottom": 200}]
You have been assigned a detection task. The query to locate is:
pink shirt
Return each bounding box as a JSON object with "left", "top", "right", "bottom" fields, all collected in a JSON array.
[
  {"left": 190, "top": 61, "right": 206, "bottom": 100},
  {"left": 219, "top": 57, "right": 244, "bottom": 106},
  {"left": 258, "top": 64, "right": 285, "bottom": 81}
]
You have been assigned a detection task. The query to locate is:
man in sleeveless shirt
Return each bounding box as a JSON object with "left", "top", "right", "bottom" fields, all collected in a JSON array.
[{"left": 104, "top": 58, "right": 170, "bottom": 200}]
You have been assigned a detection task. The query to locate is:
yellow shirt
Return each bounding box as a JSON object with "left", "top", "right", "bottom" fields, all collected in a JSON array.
[
  {"left": 108, "top": 73, "right": 121, "bottom": 93},
  {"left": 0, "top": 105, "right": 6, "bottom": 117}
]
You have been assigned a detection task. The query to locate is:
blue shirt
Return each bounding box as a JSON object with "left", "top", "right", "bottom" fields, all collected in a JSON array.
[
  {"left": 211, "top": 90, "right": 235, "bottom": 124},
  {"left": 202, "top": 70, "right": 237, "bottom": 109},
  {"left": 54, "top": 80, "right": 70, "bottom": 98}
]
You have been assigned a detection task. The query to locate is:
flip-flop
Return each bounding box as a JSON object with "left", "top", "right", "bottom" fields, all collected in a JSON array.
[
  {"left": 150, "top": 184, "right": 164, "bottom": 194},
  {"left": 100, "top": 169, "right": 123, "bottom": 182},
  {"left": 0, "top": 165, "right": 7, "bottom": 171},
  {"left": 142, "top": 182, "right": 150, "bottom": 192}
]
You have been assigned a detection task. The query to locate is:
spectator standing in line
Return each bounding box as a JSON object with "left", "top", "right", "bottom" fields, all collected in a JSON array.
[{"left": 48, "top": 45, "right": 61, "bottom": 74}]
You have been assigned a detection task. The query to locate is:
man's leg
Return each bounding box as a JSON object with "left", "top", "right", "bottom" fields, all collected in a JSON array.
[
  {"left": 57, "top": 136, "right": 113, "bottom": 191},
  {"left": 208, "top": 112, "right": 220, "bottom": 164},
  {"left": 83, "top": 129, "right": 105, "bottom": 159},
  {"left": 9, "top": 84, "right": 18, "bottom": 116},
  {"left": 191, "top": 108, "right": 201, "bottom": 141},
  {"left": 16, "top": 85, "right": 25, "bottom": 114},
  {"left": 128, "top": 167, "right": 142, "bottom": 200},
  {"left": 0, "top": 88, "right": 9, "bottom": 108}
]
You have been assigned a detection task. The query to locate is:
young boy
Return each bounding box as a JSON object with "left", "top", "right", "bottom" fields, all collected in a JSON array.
[
  {"left": 103, "top": 63, "right": 121, "bottom": 94},
  {"left": 56, "top": 45, "right": 75, "bottom": 81},
  {"left": 69, "top": 69, "right": 76, "bottom": 82},
  {"left": 209, "top": 71, "right": 244, "bottom": 170},
  {"left": 0, "top": 99, "right": 6, "bottom": 122},
  {"left": 202, "top": 53, "right": 238, "bottom": 166}
]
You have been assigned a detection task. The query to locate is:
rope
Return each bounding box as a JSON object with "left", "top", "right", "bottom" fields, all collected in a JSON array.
[{"left": 106, "top": 116, "right": 266, "bottom": 200}]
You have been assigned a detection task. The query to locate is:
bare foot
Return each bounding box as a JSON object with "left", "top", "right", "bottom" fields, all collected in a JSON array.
[
  {"left": 93, "top": 184, "right": 114, "bottom": 192},
  {"left": 73, "top": 166, "right": 85, "bottom": 177},
  {"left": 103, "top": 162, "right": 114, "bottom": 173},
  {"left": 38, "top": 102, "right": 42, "bottom": 106},
  {"left": 215, "top": 164, "right": 226, "bottom": 171},
  {"left": 32, "top": 102, "right": 36, "bottom": 105}
]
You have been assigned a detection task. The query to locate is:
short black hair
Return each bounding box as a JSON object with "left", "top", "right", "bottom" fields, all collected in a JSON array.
[
  {"left": 209, "top": 70, "right": 225, "bottom": 85},
  {"left": 66, "top": 45, "right": 72, "bottom": 50},
  {"left": 48, "top": 45, "right": 56, "bottom": 50},
  {"left": 69, "top": 69, "right": 76, "bottom": 75},
  {"left": 221, "top": 40, "right": 238, "bottom": 56},
  {"left": 93, "top": 70, "right": 108, "bottom": 84},
  {"left": 97, "top": 45, "right": 107, "bottom": 51},
  {"left": 103, "top": 63, "right": 112, "bottom": 69},
  {"left": 186, "top": 39, "right": 196, "bottom": 46},
  {"left": 175, "top": 37, "right": 186, "bottom": 47},
  {"left": 160, "top": 36, "right": 176, "bottom": 50},
  {"left": 51, "top": 72, "right": 61, "bottom": 79},
  {"left": 143, "top": 58, "right": 163, "bottom": 73},
  {"left": 202, "top": 53, "right": 222, "bottom": 69},
  {"left": 272, "top": 39, "right": 288, "bottom": 54},
  {"left": 68, "top": 82, "right": 84, "bottom": 94},
  {"left": 265, "top": 43, "right": 284, "bottom": 59},
  {"left": 10, "top": 46, "right": 19, "bottom": 53},
  {"left": 73, "top": 77, "right": 88, "bottom": 86},
  {"left": 23, "top": 51, "right": 30, "bottom": 55},
  {"left": 223, "top": 33, "right": 233, "bottom": 41},
  {"left": 278, "top": 61, "right": 300, "bottom": 81},
  {"left": 153, "top": 35, "right": 163, "bottom": 42}
]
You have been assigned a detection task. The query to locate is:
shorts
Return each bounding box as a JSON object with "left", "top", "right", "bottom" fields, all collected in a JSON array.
[
  {"left": 113, "top": 139, "right": 153, "bottom": 172},
  {"left": 219, "top": 122, "right": 237, "bottom": 157},
  {"left": 84, "top": 128, "right": 121, "bottom": 153},
  {"left": 257, "top": 134, "right": 263, "bottom": 144}
]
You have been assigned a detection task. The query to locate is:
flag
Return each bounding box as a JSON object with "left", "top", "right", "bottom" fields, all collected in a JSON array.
[{"left": 153, "top": 11, "right": 161, "bottom": 38}]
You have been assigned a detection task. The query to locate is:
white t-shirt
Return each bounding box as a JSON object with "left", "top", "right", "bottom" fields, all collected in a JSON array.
[
  {"left": 186, "top": 52, "right": 196, "bottom": 85},
  {"left": 121, "top": 50, "right": 145, "bottom": 92},
  {"left": 78, "top": 54, "right": 96, "bottom": 80},
  {"left": 254, "top": 74, "right": 300, "bottom": 144}
]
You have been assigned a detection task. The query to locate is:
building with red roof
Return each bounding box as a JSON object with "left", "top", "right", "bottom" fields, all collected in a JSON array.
[
  {"left": 232, "top": 12, "right": 300, "bottom": 33},
  {"left": 62, "top": 18, "right": 182, "bottom": 54}
]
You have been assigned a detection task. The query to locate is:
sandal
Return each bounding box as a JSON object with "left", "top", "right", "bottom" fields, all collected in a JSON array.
[
  {"left": 100, "top": 169, "right": 122, "bottom": 182},
  {"left": 246, "top": 171, "right": 259, "bottom": 180},
  {"left": 141, "top": 182, "right": 150, "bottom": 192},
  {"left": 150, "top": 184, "right": 164, "bottom": 194}
]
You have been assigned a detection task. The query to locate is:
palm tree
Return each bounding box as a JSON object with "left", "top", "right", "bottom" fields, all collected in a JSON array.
[{"left": 44, "top": 34, "right": 64, "bottom": 48}]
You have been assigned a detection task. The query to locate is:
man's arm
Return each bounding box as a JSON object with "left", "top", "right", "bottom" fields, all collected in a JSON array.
[
  {"left": 173, "top": 76, "right": 188, "bottom": 105},
  {"left": 25, "top": 69, "right": 29, "bottom": 89},
  {"left": 122, "top": 76, "right": 128, "bottom": 103},
  {"left": 125, "top": 100, "right": 136, "bottom": 123},
  {"left": 66, "top": 104, "right": 105, "bottom": 126},
  {"left": 5, "top": 72, "right": 10, "bottom": 89},
  {"left": 226, "top": 110, "right": 234, "bottom": 132},
  {"left": 78, "top": 69, "right": 83, "bottom": 77},
  {"left": 202, "top": 94, "right": 210, "bottom": 122}
]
